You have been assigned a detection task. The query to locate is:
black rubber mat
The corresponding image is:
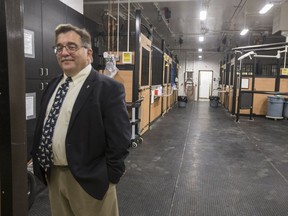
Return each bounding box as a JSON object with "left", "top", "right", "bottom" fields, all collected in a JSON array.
[
  {"left": 29, "top": 177, "right": 50, "bottom": 216},
  {"left": 118, "top": 101, "right": 288, "bottom": 216},
  {"left": 29, "top": 101, "right": 288, "bottom": 216}
]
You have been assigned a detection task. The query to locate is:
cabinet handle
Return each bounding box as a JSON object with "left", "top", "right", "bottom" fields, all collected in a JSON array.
[
  {"left": 45, "top": 82, "right": 49, "bottom": 87},
  {"left": 39, "top": 68, "right": 44, "bottom": 77},
  {"left": 45, "top": 68, "right": 49, "bottom": 76},
  {"left": 40, "top": 82, "right": 44, "bottom": 91}
]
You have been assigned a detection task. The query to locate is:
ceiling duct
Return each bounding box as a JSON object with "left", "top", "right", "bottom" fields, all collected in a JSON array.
[
  {"left": 164, "top": 7, "right": 171, "bottom": 22},
  {"left": 272, "top": 1, "right": 288, "bottom": 39}
]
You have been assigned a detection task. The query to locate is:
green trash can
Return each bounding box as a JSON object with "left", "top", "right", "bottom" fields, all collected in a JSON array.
[{"left": 266, "top": 96, "right": 285, "bottom": 119}]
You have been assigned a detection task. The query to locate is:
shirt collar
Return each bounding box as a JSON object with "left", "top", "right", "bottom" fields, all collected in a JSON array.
[{"left": 63, "top": 64, "right": 92, "bottom": 86}]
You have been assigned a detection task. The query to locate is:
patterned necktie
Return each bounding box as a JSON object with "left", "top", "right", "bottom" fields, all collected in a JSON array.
[{"left": 37, "top": 77, "right": 72, "bottom": 172}]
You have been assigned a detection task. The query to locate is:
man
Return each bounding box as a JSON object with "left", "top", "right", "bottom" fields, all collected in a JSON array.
[{"left": 32, "top": 23, "right": 131, "bottom": 216}]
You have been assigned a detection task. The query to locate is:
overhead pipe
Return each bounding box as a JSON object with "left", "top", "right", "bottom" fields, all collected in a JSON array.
[
  {"left": 237, "top": 46, "right": 288, "bottom": 60},
  {"left": 237, "top": 51, "right": 255, "bottom": 60},
  {"left": 153, "top": 3, "right": 173, "bottom": 35},
  {"left": 85, "top": 0, "right": 196, "bottom": 4}
]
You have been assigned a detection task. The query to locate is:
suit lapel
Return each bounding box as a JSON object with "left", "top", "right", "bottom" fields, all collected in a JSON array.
[{"left": 67, "top": 70, "right": 98, "bottom": 132}]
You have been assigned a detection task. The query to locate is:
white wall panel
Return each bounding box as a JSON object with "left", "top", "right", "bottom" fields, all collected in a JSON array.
[{"left": 59, "top": 0, "right": 83, "bottom": 14}]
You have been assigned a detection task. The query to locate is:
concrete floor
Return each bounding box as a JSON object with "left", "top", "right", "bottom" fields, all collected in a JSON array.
[{"left": 30, "top": 101, "right": 288, "bottom": 216}]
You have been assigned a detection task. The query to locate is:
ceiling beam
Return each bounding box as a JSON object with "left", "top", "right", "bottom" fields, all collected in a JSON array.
[{"left": 84, "top": 0, "right": 196, "bottom": 5}]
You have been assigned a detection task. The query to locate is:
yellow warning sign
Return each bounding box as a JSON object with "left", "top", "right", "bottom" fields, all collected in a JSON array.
[
  {"left": 280, "top": 68, "right": 288, "bottom": 75},
  {"left": 122, "top": 52, "right": 132, "bottom": 64}
]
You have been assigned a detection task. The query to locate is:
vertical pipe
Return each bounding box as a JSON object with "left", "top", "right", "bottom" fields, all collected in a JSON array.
[
  {"left": 249, "top": 57, "right": 256, "bottom": 120},
  {"left": 275, "top": 57, "right": 280, "bottom": 92},
  {"left": 127, "top": 0, "right": 130, "bottom": 51},
  {"left": 117, "top": 0, "right": 119, "bottom": 56},
  {"left": 112, "top": 18, "right": 115, "bottom": 51},
  {"left": 133, "top": 9, "right": 141, "bottom": 103},
  {"left": 236, "top": 56, "right": 243, "bottom": 122},
  {"left": 108, "top": 15, "right": 110, "bottom": 52},
  {"left": 161, "top": 39, "right": 165, "bottom": 115},
  {"left": 232, "top": 53, "right": 238, "bottom": 115},
  {"left": 284, "top": 46, "right": 287, "bottom": 68}
]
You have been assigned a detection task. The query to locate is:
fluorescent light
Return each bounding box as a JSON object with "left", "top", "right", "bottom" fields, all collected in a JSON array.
[
  {"left": 200, "top": 10, "right": 207, "bottom": 21},
  {"left": 198, "top": 48, "right": 203, "bottom": 52},
  {"left": 199, "top": 55, "right": 202, "bottom": 59},
  {"left": 199, "top": 36, "right": 204, "bottom": 42},
  {"left": 240, "top": 28, "right": 249, "bottom": 36},
  {"left": 259, "top": 3, "right": 274, "bottom": 14}
]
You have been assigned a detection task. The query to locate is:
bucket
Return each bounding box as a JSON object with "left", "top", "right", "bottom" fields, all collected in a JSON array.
[
  {"left": 209, "top": 96, "right": 219, "bottom": 108},
  {"left": 178, "top": 96, "right": 187, "bottom": 108},
  {"left": 283, "top": 99, "right": 288, "bottom": 118},
  {"left": 266, "top": 96, "right": 285, "bottom": 119},
  {"left": 178, "top": 101, "right": 187, "bottom": 108}
]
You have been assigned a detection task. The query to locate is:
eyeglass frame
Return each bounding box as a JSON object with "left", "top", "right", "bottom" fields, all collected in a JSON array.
[{"left": 53, "top": 42, "right": 87, "bottom": 55}]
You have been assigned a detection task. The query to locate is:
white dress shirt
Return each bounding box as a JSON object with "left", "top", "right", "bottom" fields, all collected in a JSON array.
[{"left": 44, "top": 64, "right": 92, "bottom": 165}]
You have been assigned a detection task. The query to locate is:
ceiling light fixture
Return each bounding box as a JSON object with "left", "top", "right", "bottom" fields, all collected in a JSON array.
[
  {"left": 240, "top": 28, "right": 249, "bottom": 36},
  {"left": 199, "top": 35, "right": 204, "bottom": 42},
  {"left": 240, "top": 12, "right": 249, "bottom": 36},
  {"left": 198, "top": 48, "right": 203, "bottom": 52},
  {"left": 200, "top": 10, "right": 207, "bottom": 21},
  {"left": 199, "top": 55, "right": 202, "bottom": 59},
  {"left": 259, "top": 3, "right": 274, "bottom": 14}
]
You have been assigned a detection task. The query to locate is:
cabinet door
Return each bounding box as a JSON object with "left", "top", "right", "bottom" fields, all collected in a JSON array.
[
  {"left": 42, "top": 0, "right": 67, "bottom": 80},
  {"left": 25, "top": 79, "right": 44, "bottom": 157},
  {"left": 23, "top": 0, "right": 43, "bottom": 80}
]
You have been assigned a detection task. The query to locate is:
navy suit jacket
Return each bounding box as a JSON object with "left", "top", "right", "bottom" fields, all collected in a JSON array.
[{"left": 32, "top": 68, "right": 131, "bottom": 200}]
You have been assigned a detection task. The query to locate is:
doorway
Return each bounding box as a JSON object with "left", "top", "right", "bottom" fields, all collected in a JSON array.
[{"left": 198, "top": 70, "right": 213, "bottom": 100}]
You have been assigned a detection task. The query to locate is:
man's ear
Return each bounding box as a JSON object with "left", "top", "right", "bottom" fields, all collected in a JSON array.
[
  {"left": 87, "top": 48, "right": 93, "bottom": 56},
  {"left": 87, "top": 48, "right": 93, "bottom": 63}
]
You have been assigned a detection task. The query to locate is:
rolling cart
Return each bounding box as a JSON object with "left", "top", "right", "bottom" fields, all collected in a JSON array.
[{"left": 127, "top": 98, "right": 143, "bottom": 148}]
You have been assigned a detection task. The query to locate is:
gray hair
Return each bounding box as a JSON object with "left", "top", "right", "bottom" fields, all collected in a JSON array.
[{"left": 55, "top": 24, "right": 92, "bottom": 48}]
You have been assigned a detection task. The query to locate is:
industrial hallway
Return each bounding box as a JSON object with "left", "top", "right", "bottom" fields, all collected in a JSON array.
[{"left": 30, "top": 101, "right": 288, "bottom": 216}]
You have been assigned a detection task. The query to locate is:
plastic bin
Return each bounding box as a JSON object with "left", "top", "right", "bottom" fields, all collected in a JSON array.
[
  {"left": 266, "top": 96, "right": 285, "bottom": 119},
  {"left": 209, "top": 96, "right": 219, "bottom": 108},
  {"left": 178, "top": 96, "right": 187, "bottom": 108},
  {"left": 283, "top": 98, "right": 288, "bottom": 118}
]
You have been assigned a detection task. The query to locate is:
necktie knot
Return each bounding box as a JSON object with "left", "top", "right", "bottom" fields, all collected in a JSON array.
[{"left": 66, "top": 76, "right": 72, "bottom": 82}]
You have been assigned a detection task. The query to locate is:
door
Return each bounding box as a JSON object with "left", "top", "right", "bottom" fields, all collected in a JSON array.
[{"left": 198, "top": 70, "right": 213, "bottom": 100}]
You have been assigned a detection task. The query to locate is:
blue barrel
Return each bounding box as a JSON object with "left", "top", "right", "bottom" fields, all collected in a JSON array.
[
  {"left": 283, "top": 98, "right": 288, "bottom": 118},
  {"left": 266, "top": 96, "right": 284, "bottom": 119}
]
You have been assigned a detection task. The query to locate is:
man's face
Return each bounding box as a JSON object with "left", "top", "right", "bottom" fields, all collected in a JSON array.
[{"left": 55, "top": 31, "right": 92, "bottom": 77}]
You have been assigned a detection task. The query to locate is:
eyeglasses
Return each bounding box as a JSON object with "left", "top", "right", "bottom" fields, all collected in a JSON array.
[{"left": 53, "top": 43, "right": 87, "bottom": 55}]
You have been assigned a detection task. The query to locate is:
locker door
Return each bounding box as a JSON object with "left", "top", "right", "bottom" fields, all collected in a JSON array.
[
  {"left": 25, "top": 79, "right": 44, "bottom": 157},
  {"left": 23, "top": 0, "right": 42, "bottom": 79},
  {"left": 24, "top": 0, "right": 44, "bottom": 157},
  {"left": 42, "top": 0, "right": 67, "bottom": 79}
]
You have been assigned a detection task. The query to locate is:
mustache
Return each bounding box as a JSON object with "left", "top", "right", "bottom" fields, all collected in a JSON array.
[{"left": 61, "top": 57, "right": 74, "bottom": 62}]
